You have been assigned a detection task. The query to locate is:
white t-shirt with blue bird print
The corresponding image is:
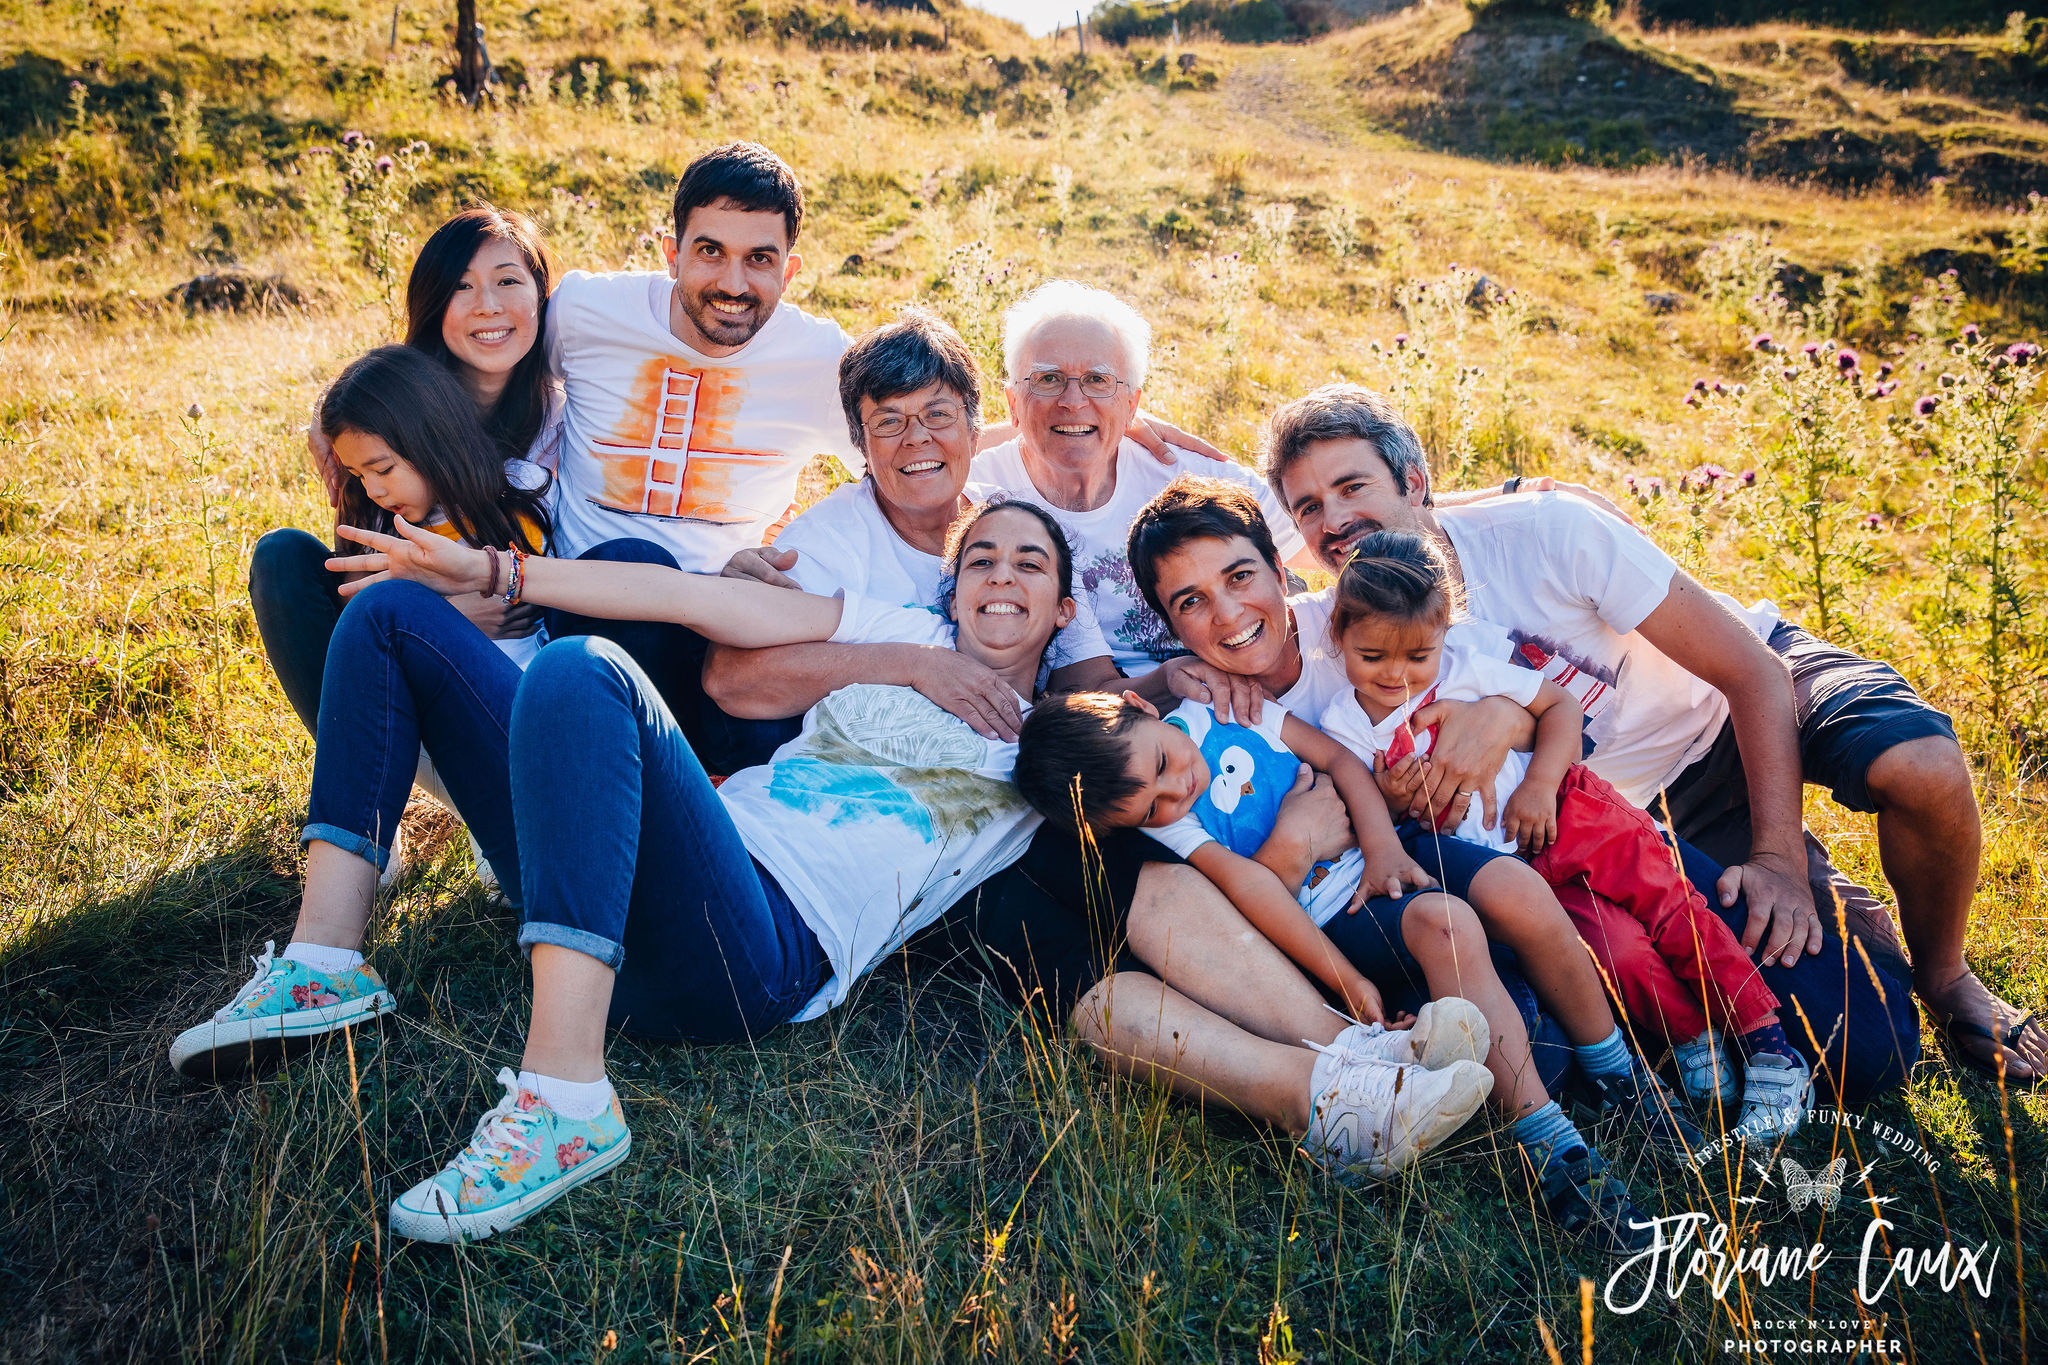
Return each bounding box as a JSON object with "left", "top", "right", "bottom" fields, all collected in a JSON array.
[{"left": 1138, "top": 698, "right": 1365, "bottom": 927}]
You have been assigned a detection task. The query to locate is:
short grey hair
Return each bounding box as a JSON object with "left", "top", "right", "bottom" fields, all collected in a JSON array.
[
  {"left": 1002, "top": 279, "right": 1152, "bottom": 389},
  {"left": 1262, "top": 383, "right": 1433, "bottom": 509},
  {"left": 838, "top": 305, "right": 983, "bottom": 451}
]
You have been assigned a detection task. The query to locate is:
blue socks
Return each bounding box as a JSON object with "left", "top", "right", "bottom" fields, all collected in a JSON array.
[
  {"left": 1515, "top": 1100, "right": 1586, "bottom": 1173},
  {"left": 1739, "top": 1020, "right": 1793, "bottom": 1060},
  {"left": 1575, "top": 1026, "right": 1634, "bottom": 1079}
]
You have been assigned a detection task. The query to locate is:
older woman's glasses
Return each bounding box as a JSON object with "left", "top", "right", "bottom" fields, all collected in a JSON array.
[
  {"left": 864, "top": 403, "right": 963, "bottom": 440},
  {"left": 1020, "top": 368, "right": 1128, "bottom": 400}
]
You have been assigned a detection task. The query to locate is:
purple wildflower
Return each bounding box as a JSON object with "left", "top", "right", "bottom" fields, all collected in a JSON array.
[
  {"left": 1752, "top": 333, "right": 1773, "bottom": 351},
  {"left": 1801, "top": 341, "right": 1822, "bottom": 356},
  {"left": 1963, "top": 323, "right": 1980, "bottom": 341},
  {"left": 1863, "top": 513, "right": 1882, "bottom": 529},
  {"left": 1741, "top": 469, "right": 1757, "bottom": 485},
  {"left": 1915, "top": 395, "right": 1940, "bottom": 417},
  {"left": 374, "top": 155, "right": 394, "bottom": 172},
  {"left": 2007, "top": 341, "right": 2040, "bottom": 365},
  {"left": 1393, "top": 333, "right": 1408, "bottom": 349},
  {"left": 342, "top": 129, "right": 364, "bottom": 145},
  {"left": 1837, "top": 349, "right": 1858, "bottom": 372}
]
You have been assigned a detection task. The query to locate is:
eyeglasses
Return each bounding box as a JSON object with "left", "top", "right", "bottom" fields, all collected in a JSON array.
[
  {"left": 1019, "top": 368, "right": 1129, "bottom": 400},
  {"left": 863, "top": 403, "right": 964, "bottom": 440}
]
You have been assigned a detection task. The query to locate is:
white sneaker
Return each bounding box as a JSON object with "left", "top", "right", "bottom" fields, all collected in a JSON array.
[
  {"left": 1737, "top": 1052, "right": 1813, "bottom": 1139},
  {"left": 1302, "top": 1047, "right": 1493, "bottom": 1182},
  {"left": 1325, "top": 997, "right": 1491, "bottom": 1070},
  {"left": 1675, "top": 1029, "right": 1738, "bottom": 1106}
]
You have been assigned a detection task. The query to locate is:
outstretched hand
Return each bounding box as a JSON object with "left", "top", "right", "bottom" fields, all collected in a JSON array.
[{"left": 326, "top": 518, "right": 492, "bottom": 599}]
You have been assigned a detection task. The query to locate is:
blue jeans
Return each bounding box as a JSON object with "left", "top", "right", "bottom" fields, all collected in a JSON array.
[
  {"left": 251, "top": 527, "right": 344, "bottom": 736},
  {"left": 303, "top": 581, "right": 523, "bottom": 905},
  {"left": 510, "top": 635, "right": 828, "bottom": 1043},
  {"left": 542, "top": 538, "right": 801, "bottom": 774}
]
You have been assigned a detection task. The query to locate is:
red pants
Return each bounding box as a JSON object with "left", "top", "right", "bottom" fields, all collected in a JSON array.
[{"left": 1529, "top": 765, "right": 1779, "bottom": 1046}]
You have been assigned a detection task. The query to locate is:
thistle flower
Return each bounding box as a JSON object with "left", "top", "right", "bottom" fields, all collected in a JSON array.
[
  {"left": 373, "top": 155, "right": 394, "bottom": 172},
  {"left": 1740, "top": 469, "right": 1757, "bottom": 485},
  {"left": 2007, "top": 341, "right": 2040, "bottom": 365},
  {"left": 1393, "top": 333, "right": 1408, "bottom": 349},
  {"left": 1836, "top": 348, "right": 1858, "bottom": 372},
  {"left": 1752, "top": 333, "right": 1773, "bottom": 351},
  {"left": 1801, "top": 341, "right": 1822, "bottom": 357},
  {"left": 342, "top": 129, "right": 364, "bottom": 145},
  {"left": 1915, "top": 395, "right": 1940, "bottom": 417},
  {"left": 1962, "top": 323, "right": 1980, "bottom": 341},
  {"left": 1862, "top": 513, "right": 1882, "bottom": 529}
]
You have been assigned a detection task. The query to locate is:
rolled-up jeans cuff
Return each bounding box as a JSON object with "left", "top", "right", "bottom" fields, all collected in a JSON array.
[
  {"left": 301, "top": 822, "right": 388, "bottom": 872},
  {"left": 518, "top": 920, "right": 626, "bottom": 971}
]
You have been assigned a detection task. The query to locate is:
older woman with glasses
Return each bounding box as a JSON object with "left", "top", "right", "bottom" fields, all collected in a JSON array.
[{"left": 704, "top": 307, "right": 1116, "bottom": 744}]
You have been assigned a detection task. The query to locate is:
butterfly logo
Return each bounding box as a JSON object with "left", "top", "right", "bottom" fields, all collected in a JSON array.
[{"left": 1781, "top": 1157, "right": 1848, "bottom": 1213}]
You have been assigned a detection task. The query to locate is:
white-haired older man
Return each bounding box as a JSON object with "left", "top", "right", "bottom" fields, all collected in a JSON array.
[{"left": 971, "top": 280, "right": 1319, "bottom": 695}]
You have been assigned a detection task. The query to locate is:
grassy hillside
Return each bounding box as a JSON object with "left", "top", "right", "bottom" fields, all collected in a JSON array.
[{"left": 2, "top": 1, "right": 2045, "bottom": 1361}]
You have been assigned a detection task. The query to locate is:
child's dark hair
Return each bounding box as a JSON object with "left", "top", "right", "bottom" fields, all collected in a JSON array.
[
  {"left": 1126, "top": 474, "right": 1283, "bottom": 622},
  {"left": 942, "top": 497, "right": 1075, "bottom": 606},
  {"left": 322, "top": 346, "right": 551, "bottom": 554},
  {"left": 1015, "top": 692, "right": 1152, "bottom": 834},
  {"left": 1328, "top": 529, "right": 1462, "bottom": 643}
]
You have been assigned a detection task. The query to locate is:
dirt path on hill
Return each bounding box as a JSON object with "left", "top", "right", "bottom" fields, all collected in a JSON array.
[{"left": 1222, "top": 54, "right": 1347, "bottom": 147}]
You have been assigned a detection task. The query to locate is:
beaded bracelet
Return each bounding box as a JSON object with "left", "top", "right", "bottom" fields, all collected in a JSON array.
[
  {"left": 479, "top": 545, "right": 502, "bottom": 599},
  {"left": 505, "top": 545, "right": 527, "bottom": 605}
]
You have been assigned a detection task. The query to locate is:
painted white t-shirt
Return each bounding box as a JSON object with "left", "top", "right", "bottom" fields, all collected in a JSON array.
[
  {"left": 544, "top": 270, "right": 861, "bottom": 570},
  {"left": 969, "top": 438, "right": 1306, "bottom": 676},
  {"left": 720, "top": 600, "right": 1039, "bottom": 1020},
  {"left": 1438, "top": 492, "right": 1780, "bottom": 807},
  {"left": 1319, "top": 630, "right": 1547, "bottom": 854},
  {"left": 1140, "top": 698, "right": 1365, "bottom": 926},
  {"left": 771, "top": 477, "right": 1110, "bottom": 671}
]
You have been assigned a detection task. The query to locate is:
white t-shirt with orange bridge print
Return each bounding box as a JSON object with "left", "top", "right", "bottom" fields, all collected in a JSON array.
[{"left": 544, "top": 270, "right": 864, "bottom": 572}]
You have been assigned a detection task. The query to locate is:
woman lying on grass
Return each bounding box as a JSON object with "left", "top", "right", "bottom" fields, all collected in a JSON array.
[{"left": 282, "top": 498, "right": 1486, "bottom": 1244}]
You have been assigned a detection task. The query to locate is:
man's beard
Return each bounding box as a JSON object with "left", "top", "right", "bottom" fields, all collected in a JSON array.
[{"left": 678, "top": 284, "right": 768, "bottom": 348}]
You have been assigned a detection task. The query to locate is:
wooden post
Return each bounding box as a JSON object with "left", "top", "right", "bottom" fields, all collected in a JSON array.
[{"left": 455, "top": 0, "right": 483, "bottom": 99}]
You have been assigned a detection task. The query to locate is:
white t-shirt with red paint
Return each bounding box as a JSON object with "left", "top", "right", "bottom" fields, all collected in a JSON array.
[
  {"left": 1437, "top": 492, "right": 1779, "bottom": 807},
  {"left": 544, "top": 270, "right": 862, "bottom": 571}
]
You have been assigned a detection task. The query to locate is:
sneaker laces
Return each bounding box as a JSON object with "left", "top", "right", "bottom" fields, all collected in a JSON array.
[
  {"left": 1309, "top": 1003, "right": 1382, "bottom": 1060},
  {"left": 448, "top": 1068, "right": 545, "bottom": 1185},
  {"left": 213, "top": 941, "right": 282, "bottom": 1021},
  {"left": 1304, "top": 1043, "right": 1404, "bottom": 1149}
]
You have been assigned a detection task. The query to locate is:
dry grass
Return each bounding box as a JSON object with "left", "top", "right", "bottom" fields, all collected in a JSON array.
[{"left": 2, "top": 2, "right": 2045, "bottom": 1360}]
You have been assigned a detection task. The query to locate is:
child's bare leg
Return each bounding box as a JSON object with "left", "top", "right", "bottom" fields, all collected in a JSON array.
[
  {"left": 291, "top": 840, "right": 380, "bottom": 950},
  {"left": 1401, "top": 892, "right": 1548, "bottom": 1120},
  {"left": 1465, "top": 857, "right": 1615, "bottom": 1045}
]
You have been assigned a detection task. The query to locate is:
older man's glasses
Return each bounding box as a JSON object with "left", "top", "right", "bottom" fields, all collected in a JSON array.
[
  {"left": 1020, "top": 368, "right": 1129, "bottom": 400},
  {"left": 864, "top": 403, "right": 964, "bottom": 440}
]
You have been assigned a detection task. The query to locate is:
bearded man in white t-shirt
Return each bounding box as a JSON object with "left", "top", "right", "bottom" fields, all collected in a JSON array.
[{"left": 1260, "top": 383, "right": 2042, "bottom": 1084}]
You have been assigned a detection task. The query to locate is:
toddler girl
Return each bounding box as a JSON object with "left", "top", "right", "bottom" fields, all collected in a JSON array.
[{"left": 1320, "top": 530, "right": 1812, "bottom": 1139}]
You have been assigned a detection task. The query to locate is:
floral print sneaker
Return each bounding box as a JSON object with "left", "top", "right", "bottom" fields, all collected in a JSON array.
[
  {"left": 388, "top": 1067, "right": 631, "bottom": 1245},
  {"left": 168, "top": 941, "right": 395, "bottom": 1080}
]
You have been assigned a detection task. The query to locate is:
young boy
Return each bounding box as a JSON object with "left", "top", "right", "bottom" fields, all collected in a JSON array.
[{"left": 1019, "top": 690, "right": 1668, "bottom": 1252}]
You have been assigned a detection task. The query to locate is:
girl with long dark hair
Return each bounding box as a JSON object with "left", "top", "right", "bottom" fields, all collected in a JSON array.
[{"left": 251, "top": 205, "right": 561, "bottom": 732}]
